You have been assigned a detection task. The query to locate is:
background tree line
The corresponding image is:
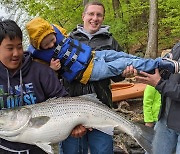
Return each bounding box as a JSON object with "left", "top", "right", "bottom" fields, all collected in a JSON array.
[{"left": 1, "top": 0, "right": 180, "bottom": 57}]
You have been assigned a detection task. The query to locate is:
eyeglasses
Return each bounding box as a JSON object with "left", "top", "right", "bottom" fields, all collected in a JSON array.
[{"left": 85, "top": 12, "right": 104, "bottom": 18}]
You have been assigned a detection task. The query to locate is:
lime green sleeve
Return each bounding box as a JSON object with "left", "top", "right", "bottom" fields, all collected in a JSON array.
[{"left": 143, "top": 85, "right": 161, "bottom": 122}]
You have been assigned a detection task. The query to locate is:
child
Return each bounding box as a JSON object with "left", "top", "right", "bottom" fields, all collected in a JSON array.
[{"left": 26, "top": 17, "right": 179, "bottom": 84}]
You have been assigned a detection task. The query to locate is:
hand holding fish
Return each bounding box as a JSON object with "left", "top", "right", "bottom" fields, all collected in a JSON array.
[
  {"left": 71, "top": 124, "right": 93, "bottom": 138},
  {"left": 71, "top": 124, "right": 87, "bottom": 138}
]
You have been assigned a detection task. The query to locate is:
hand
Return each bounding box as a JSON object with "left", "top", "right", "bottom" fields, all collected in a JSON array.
[
  {"left": 122, "top": 65, "right": 138, "bottom": 78},
  {"left": 50, "top": 58, "right": 61, "bottom": 71},
  {"left": 145, "top": 122, "right": 155, "bottom": 128},
  {"left": 135, "top": 69, "right": 161, "bottom": 87},
  {"left": 71, "top": 125, "right": 87, "bottom": 138}
]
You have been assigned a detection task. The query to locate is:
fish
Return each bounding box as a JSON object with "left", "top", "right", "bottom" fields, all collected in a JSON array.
[{"left": 0, "top": 94, "right": 154, "bottom": 154}]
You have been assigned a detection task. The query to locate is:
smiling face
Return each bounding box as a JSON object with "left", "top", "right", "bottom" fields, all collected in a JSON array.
[
  {"left": 0, "top": 36, "right": 23, "bottom": 72},
  {"left": 82, "top": 4, "right": 104, "bottom": 34},
  {"left": 40, "top": 33, "right": 56, "bottom": 50}
]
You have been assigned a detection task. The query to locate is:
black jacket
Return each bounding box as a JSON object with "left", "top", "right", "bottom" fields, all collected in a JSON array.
[
  {"left": 156, "top": 42, "right": 180, "bottom": 132},
  {"left": 63, "top": 25, "right": 124, "bottom": 107}
]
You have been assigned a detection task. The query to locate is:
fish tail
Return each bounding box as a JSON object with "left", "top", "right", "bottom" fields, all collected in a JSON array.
[{"left": 134, "top": 123, "right": 154, "bottom": 154}]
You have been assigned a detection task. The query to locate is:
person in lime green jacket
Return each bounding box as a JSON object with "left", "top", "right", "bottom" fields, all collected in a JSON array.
[{"left": 143, "top": 85, "right": 161, "bottom": 128}]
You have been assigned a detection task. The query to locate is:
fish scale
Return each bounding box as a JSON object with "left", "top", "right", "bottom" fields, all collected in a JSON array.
[{"left": 0, "top": 95, "right": 154, "bottom": 154}]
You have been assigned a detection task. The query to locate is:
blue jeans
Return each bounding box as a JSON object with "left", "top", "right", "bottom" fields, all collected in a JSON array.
[
  {"left": 59, "top": 129, "right": 113, "bottom": 154},
  {"left": 90, "top": 50, "right": 165, "bottom": 81},
  {"left": 153, "top": 118, "right": 178, "bottom": 154}
]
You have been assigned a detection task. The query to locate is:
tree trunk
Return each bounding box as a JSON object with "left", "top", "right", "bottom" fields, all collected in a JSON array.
[
  {"left": 83, "top": 0, "right": 89, "bottom": 6},
  {"left": 145, "top": 0, "right": 158, "bottom": 58},
  {"left": 112, "top": 0, "right": 122, "bottom": 18}
]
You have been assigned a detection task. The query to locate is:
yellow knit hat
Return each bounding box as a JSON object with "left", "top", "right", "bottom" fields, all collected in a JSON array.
[{"left": 26, "top": 17, "right": 55, "bottom": 49}]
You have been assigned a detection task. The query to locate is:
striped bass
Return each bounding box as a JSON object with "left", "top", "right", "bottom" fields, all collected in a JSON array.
[{"left": 0, "top": 95, "right": 153, "bottom": 154}]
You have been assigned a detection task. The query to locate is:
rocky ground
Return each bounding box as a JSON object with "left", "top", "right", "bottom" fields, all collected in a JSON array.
[{"left": 113, "top": 98, "right": 146, "bottom": 154}]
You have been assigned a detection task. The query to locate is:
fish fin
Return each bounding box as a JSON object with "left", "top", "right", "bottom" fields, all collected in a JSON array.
[
  {"left": 29, "top": 116, "right": 50, "bottom": 128},
  {"left": 133, "top": 123, "right": 154, "bottom": 154},
  {"left": 35, "top": 142, "right": 54, "bottom": 154},
  {"left": 93, "top": 126, "right": 114, "bottom": 136}
]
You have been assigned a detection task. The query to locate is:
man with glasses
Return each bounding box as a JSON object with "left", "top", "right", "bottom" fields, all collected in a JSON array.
[{"left": 61, "top": 1, "right": 128, "bottom": 154}]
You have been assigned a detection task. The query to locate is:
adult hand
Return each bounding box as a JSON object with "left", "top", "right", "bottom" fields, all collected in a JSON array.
[
  {"left": 71, "top": 124, "right": 87, "bottom": 138},
  {"left": 135, "top": 69, "right": 161, "bottom": 87},
  {"left": 122, "top": 65, "right": 138, "bottom": 78}
]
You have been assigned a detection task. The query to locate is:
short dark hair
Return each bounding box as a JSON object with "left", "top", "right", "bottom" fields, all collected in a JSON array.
[
  {"left": 0, "top": 19, "right": 22, "bottom": 44},
  {"left": 83, "top": 1, "right": 105, "bottom": 15}
]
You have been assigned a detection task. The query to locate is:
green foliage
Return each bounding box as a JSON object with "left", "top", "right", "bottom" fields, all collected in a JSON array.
[
  {"left": 1, "top": 0, "right": 179, "bottom": 51},
  {"left": 158, "top": 0, "right": 180, "bottom": 41},
  {"left": 16, "top": 0, "right": 84, "bottom": 30},
  {"left": 103, "top": 0, "right": 150, "bottom": 50}
]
